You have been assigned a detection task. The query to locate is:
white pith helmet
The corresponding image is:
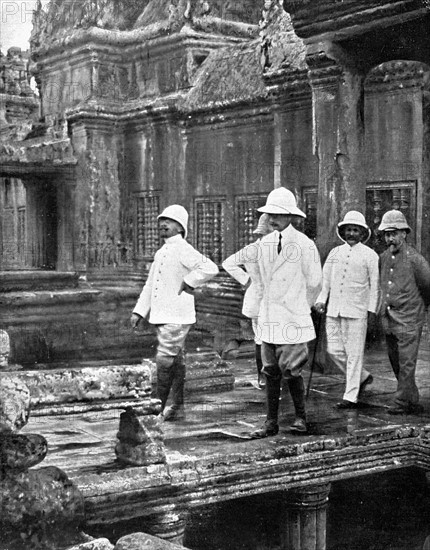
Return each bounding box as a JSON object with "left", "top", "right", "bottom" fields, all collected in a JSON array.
[
  {"left": 337, "top": 210, "right": 371, "bottom": 243},
  {"left": 157, "top": 204, "right": 189, "bottom": 238},
  {"left": 253, "top": 213, "right": 271, "bottom": 235},
  {"left": 378, "top": 209, "right": 411, "bottom": 233},
  {"left": 257, "top": 187, "right": 306, "bottom": 218}
]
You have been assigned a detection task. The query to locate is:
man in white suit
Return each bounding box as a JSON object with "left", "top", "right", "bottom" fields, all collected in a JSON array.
[
  {"left": 314, "top": 211, "right": 379, "bottom": 409},
  {"left": 131, "top": 204, "right": 218, "bottom": 421},
  {"left": 251, "top": 187, "right": 322, "bottom": 437},
  {"left": 222, "top": 213, "right": 272, "bottom": 388}
]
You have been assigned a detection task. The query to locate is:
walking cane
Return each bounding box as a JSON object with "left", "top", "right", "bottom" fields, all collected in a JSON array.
[{"left": 306, "top": 309, "right": 324, "bottom": 400}]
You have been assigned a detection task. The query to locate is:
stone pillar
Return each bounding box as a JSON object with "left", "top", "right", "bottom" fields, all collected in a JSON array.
[
  {"left": 148, "top": 508, "right": 188, "bottom": 546},
  {"left": 281, "top": 483, "right": 331, "bottom": 550},
  {"left": 307, "top": 42, "right": 365, "bottom": 259}
]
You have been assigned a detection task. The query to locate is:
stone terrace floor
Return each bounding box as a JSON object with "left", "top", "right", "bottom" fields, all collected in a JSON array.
[{"left": 24, "top": 328, "right": 430, "bottom": 473}]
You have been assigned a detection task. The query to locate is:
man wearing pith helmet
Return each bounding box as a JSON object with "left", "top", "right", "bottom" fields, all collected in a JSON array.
[
  {"left": 251, "top": 187, "right": 322, "bottom": 437},
  {"left": 378, "top": 210, "right": 430, "bottom": 415},
  {"left": 315, "top": 211, "right": 379, "bottom": 409},
  {"left": 131, "top": 204, "right": 218, "bottom": 421}
]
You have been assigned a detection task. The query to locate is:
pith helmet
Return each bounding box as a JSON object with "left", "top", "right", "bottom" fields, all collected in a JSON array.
[
  {"left": 253, "top": 213, "right": 271, "bottom": 235},
  {"left": 337, "top": 211, "right": 371, "bottom": 243},
  {"left": 257, "top": 187, "right": 306, "bottom": 218},
  {"left": 378, "top": 210, "right": 411, "bottom": 233},
  {"left": 157, "top": 204, "right": 189, "bottom": 238}
]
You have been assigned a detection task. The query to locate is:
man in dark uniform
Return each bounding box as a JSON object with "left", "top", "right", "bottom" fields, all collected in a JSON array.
[{"left": 378, "top": 210, "right": 430, "bottom": 414}]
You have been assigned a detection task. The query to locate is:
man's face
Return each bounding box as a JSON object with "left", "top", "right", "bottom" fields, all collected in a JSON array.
[
  {"left": 343, "top": 224, "right": 364, "bottom": 246},
  {"left": 158, "top": 217, "right": 183, "bottom": 239},
  {"left": 384, "top": 229, "right": 407, "bottom": 253},
  {"left": 268, "top": 213, "right": 293, "bottom": 232}
]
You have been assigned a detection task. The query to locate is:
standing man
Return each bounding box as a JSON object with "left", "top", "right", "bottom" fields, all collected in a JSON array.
[
  {"left": 378, "top": 210, "right": 430, "bottom": 415},
  {"left": 251, "top": 187, "right": 322, "bottom": 437},
  {"left": 314, "top": 211, "right": 379, "bottom": 409},
  {"left": 131, "top": 205, "right": 218, "bottom": 421},
  {"left": 222, "top": 213, "right": 272, "bottom": 389}
]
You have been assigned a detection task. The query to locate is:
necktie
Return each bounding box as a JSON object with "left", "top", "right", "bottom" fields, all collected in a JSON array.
[{"left": 277, "top": 234, "right": 282, "bottom": 255}]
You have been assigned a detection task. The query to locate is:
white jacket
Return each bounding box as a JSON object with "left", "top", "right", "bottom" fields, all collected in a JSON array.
[
  {"left": 222, "top": 240, "right": 264, "bottom": 319},
  {"left": 316, "top": 241, "right": 379, "bottom": 318},
  {"left": 133, "top": 234, "right": 219, "bottom": 325},
  {"left": 256, "top": 225, "right": 322, "bottom": 344}
]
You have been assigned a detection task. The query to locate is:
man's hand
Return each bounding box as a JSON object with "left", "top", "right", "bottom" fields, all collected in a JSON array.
[
  {"left": 130, "top": 313, "right": 143, "bottom": 329},
  {"left": 178, "top": 281, "right": 195, "bottom": 295},
  {"left": 314, "top": 302, "right": 326, "bottom": 315}
]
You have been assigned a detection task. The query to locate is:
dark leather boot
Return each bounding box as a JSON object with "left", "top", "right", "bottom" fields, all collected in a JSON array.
[
  {"left": 156, "top": 355, "right": 176, "bottom": 412},
  {"left": 287, "top": 377, "right": 307, "bottom": 434},
  {"left": 164, "top": 352, "right": 186, "bottom": 421},
  {"left": 251, "top": 375, "right": 281, "bottom": 438}
]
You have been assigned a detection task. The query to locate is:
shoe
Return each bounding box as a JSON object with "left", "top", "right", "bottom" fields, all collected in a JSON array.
[
  {"left": 388, "top": 403, "right": 424, "bottom": 415},
  {"left": 163, "top": 406, "right": 186, "bottom": 421},
  {"left": 359, "top": 374, "right": 373, "bottom": 396},
  {"left": 258, "top": 376, "right": 266, "bottom": 389},
  {"left": 335, "top": 400, "right": 359, "bottom": 410},
  {"left": 250, "top": 420, "right": 279, "bottom": 438},
  {"left": 290, "top": 417, "right": 307, "bottom": 434}
]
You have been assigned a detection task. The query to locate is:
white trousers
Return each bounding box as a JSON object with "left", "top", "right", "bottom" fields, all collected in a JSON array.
[{"left": 326, "top": 316, "right": 370, "bottom": 403}]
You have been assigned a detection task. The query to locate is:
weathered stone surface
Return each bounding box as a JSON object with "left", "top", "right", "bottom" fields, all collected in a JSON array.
[
  {"left": 0, "top": 433, "right": 47, "bottom": 471},
  {"left": 115, "top": 407, "right": 166, "bottom": 466},
  {"left": 0, "top": 328, "right": 10, "bottom": 367},
  {"left": 185, "top": 352, "right": 234, "bottom": 394},
  {"left": 19, "top": 364, "right": 152, "bottom": 406},
  {"left": 115, "top": 532, "right": 185, "bottom": 550},
  {"left": 66, "top": 538, "right": 114, "bottom": 550},
  {"left": 0, "top": 374, "right": 31, "bottom": 432},
  {"left": 0, "top": 466, "right": 85, "bottom": 547}
]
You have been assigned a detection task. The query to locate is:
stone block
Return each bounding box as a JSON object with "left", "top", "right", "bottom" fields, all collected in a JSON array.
[
  {"left": 0, "top": 433, "right": 47, "bottom": 471},
  {"left": 0, "top": 329, "right": 10, "bottom": 367},
  {"left": 17, "top": 364, "right": 153, "bottom": 413},
  {"left": 0, "top": 374, "right": 31, "bottom": 432},
  {"left": 0, "top": 466, "right": 84, "bottom": 547},
  {"left": 115, "top": 532, "right": 185, "bottom": 550},
  {"left": 115, "top": 407, "right": 166, "bottom": 466},
  {"left": 66, "top": 538, "right": 114, "bottom": 550}
]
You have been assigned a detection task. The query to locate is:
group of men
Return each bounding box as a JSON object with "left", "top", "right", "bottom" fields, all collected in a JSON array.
[{"left": 131, "top": 187, "right": 430, "bottom": 436}]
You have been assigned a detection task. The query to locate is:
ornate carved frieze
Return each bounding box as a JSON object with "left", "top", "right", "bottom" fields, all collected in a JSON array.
[
  {"left": 364, "top": 60, "right": 430, "bottom": 93},
  {"left": 259, "top": 1, "right": 310, "bottom": 102}
]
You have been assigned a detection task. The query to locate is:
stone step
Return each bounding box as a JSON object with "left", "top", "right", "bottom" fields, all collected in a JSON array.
[{"left": 10, "top": 353, "right": 235, "bottom": 416}]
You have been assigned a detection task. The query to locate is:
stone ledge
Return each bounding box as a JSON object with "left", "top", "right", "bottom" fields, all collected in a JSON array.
[
  {"left": 76, "top": 424, "right": 430, "bottom": 526},
  {"left": 14, "top": 364, "right": 153, "bottom": 415},
  {"left": 0, "top": 271, "right": 79, "bottom": 292},
  {"left": 11, "top": 354, "right": 234, "bottom": 416}
]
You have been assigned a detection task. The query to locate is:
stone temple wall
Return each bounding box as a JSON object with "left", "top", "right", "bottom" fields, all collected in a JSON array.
[{"left": 1, "top": 1, "right": 429, "bottom": 365}]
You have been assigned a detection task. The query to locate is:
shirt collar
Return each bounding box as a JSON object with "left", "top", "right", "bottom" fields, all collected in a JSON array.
[
  {"left": 164, "top": 234, "right": 184, "bottom": 244},
  {"left": 278, "top": 224, "right": 294, "bottom": 239}
]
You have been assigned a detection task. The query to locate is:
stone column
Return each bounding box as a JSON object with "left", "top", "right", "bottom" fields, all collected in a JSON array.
[
  {"left": 145, "top": 507, "right": 188, "bottom": 545},
  {"left": 281, "top": 483, "right": 331, "bottom": 550},
  {"left": 307, "top": 42, "right": 365, "bottom": 259}
]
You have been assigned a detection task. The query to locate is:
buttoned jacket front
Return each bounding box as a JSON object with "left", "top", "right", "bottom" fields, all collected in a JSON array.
[
  {"left": 255, "top": 225, "right": 322, "bottom": 344},
  {"left": 316, "top": 242, "right": 380, "bottom": 318},
  {"left": 380, "top": 243, "right": 430, "bottom": 332},
  {"left": 222, "top": 239, "right": 265, "bottom": 319},
  {"left": 133, "top": 234, "right": 218, "bottom": 325}
]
